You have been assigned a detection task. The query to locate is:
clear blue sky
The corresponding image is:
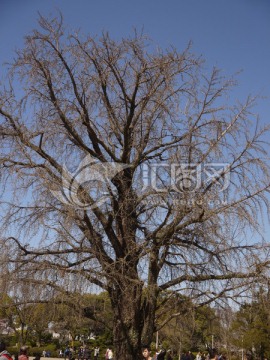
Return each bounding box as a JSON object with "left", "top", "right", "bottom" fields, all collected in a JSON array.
[{"left": 0, "top": 0, "right": 269, "bottom": 124}]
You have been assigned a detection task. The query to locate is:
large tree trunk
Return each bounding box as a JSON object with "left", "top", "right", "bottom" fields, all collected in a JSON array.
[{"left": 109, "top": 276, "right": 147, "bottom": 360}]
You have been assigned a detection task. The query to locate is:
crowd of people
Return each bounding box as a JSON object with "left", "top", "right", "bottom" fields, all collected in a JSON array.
[
  {"left": 182, "top": 349, "right": 227, "bottom": 360},
  {"left": 141, "top": 346, "right": 229, "bottom": 360},
  {"left": 0, "top": 337, "right": 244, "bottom": 360},
  {"left": 63, "top": 346, "right": 100, "bottom": 360}
]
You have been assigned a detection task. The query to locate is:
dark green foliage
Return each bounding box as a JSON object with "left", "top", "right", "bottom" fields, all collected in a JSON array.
[{"left": 230, "top": 289, "right": 270, "bottom": 359}]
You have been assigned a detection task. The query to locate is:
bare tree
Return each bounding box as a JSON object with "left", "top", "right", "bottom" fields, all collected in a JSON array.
[{"left": 1, "top": 14, "right": 270, "bottom": 359}]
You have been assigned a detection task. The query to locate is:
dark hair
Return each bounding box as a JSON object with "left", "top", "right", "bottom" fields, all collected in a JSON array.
[
  {"left": 157, "top": 350, "right": 166, "bottom": 360},
  {"left": 209, "top": 349, "right": 218, "bottom": 359},
  {"left": 33, "top": 352, "right": 41, "bottom": 360},
  {"left": 20, "top": 346, "right": 28, "bottom": 355},
  {"left": 142, "top": 345, "right": 151, "bottom": 351},
  {"left": 0, "top": 339, "right": 6, "bottom": 352}
]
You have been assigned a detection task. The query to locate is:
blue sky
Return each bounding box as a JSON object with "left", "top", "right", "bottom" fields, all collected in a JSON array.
[{"left": 0, "top": 0, "right": 269, "bottom": 125}]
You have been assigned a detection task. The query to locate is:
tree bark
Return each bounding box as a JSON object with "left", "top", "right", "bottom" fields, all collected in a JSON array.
[{"left": 109, "top": 278, "right": 144, "bottom": 360}]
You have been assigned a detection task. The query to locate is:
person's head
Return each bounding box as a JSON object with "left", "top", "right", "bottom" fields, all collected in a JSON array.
[
  {"left": 33, "top": 353, "right": 41, "bottom": 360},
  {"left": 0, "top": 339, "right": 6, "bottom": 352},
  {"left": 20, "top": 346, "right": 28, "bottom": 355},
  {"left": 209, "top": 349, "right": 218, "bottom": 360},
  {"left": 142, "top": 345, "right": 151, "bottom": 359}
]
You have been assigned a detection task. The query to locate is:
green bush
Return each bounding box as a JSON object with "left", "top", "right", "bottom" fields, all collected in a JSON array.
[
  {"left": 28, "top": 347, "right": 43, "bottom": 357},
  {"left": 27, "top": 344, "right": 58, "bottom": 357}
]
